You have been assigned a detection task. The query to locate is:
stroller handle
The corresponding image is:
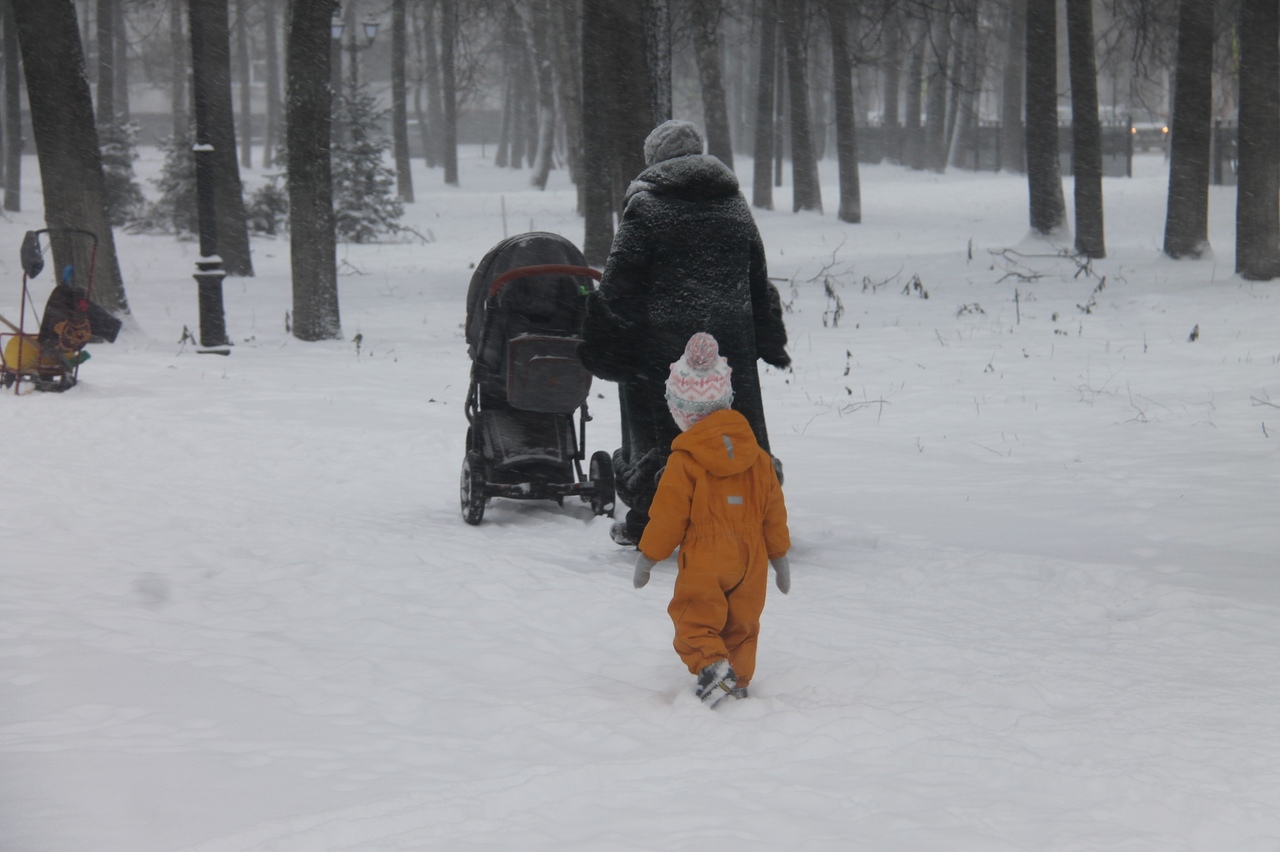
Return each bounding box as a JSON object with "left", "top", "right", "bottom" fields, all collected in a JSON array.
[{"left": 487, "top": 264, "right": 602, "bottom": 299}]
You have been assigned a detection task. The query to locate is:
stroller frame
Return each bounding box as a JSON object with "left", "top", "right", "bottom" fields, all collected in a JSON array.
[
  {"left": 460, "top": 237, "right": 615, "bottom": 525},
  {"left": 1, "top": 228, "right": 100, "bottom": 394}
]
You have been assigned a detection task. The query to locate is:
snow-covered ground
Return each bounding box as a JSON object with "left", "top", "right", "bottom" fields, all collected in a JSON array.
[{"left": 2, "top": 145, "right": 1277, "bottom": 851}]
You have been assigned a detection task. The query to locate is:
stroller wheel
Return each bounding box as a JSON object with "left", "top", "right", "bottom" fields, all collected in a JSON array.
[
  {"left": 589, "top": 450, "right": 616, "bottom": 518},
  {"left": 460, "top": 451, "right": 487, "bottom": 525}
]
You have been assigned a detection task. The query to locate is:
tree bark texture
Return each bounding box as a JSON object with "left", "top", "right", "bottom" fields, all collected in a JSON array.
[
  {"left": 581, "top": 0, "right": 615, "bottom": 264},
  {"left": 189, "top": 0, "right": 253, "bottom": 276},
  {"left": 95, "top": 0, "right": 114, "bottom": 126},
  {"left": 285, "top": 0, "right": 340, "bottom": 340},
  {"left": 1234, "top": 0, "right": 1280, "bottom": 280},
  {"left": 263, "top": 0, "right": 279, "bottom": 168},
  {"left": 827, "top": 0, "right": 859, "bottom": 223},
  {"left": 903, "top": 19, "right": 926, "bottom": 169},
  {"left": 530, "top": 0, "right": 557, "bottom": 189},
  {"left": 881, "top": 8, "right": 902, "bottom": 162},
  {"left": 1162, "top": 0, "right": 1213, "bottom": 260},
  {"left": 751, "top": 0, "right": 776, "bottom": 210},
  {"left": 170, "top": 0, "right": 185, "bottom": 140},
  {"left": 12, "top": 0, "right": 128, "bottom": 313},
  {"left": 923, "top": 10, "right": 951, "bottom": 173},
  {"left": 440, "top": 0, "right": 458, "bottom": 185},
  {"left": 113, "top": 0, "right": 127, "bottom": 119},
  {"left": 418, "top": 0, "right": 444, "bottom": 169},
  {"left": 391, "top": 0, "right": 414, "bottom": 201},
  {"left": 780, "top": 0, "right": 820, "bottom": 212},
  {"left": 1067, "top": 0, "right": 1104, "bottom": 257},
  {"left": 606, "top": 2, "right": 652, "bottom": 213},
  {"left": 1024, "top": 0, "right": 1065, "bottom": 236},
  {"left": 3, "top": 0, "right": 22, "bottom": 212},
  {"left": 1000, "top": 0, "right": 1026, "bottom": 173},
  {"left": 235, "top": 0, "right": 250, "bottom": 169},
  {"left": 691, "top": 0, "right": 733, "bottom": 170},
  {"left": 549, "top": 0, "right": 583, "bottom": 204},
  {"left": 645, "top": 0, "right": 671, "bottom": 124}
]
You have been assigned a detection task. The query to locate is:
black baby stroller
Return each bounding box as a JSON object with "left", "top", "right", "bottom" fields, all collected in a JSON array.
[{"left": 461, "top": 232, "right": 615, "bottom": 525}]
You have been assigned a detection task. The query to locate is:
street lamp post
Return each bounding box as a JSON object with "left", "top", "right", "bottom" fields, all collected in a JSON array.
[
  {"left": 330, "top": 13, "right": 379, "bottom": 98},
  {"left": 188, "top": 0, "right": 229, "bottom": 349}
]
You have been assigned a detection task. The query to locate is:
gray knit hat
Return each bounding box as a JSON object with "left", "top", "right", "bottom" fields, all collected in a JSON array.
[{"left": 643, "top": 120, "right": 705, "bottom": 166}]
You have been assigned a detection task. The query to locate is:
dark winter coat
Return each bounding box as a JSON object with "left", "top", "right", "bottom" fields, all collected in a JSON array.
[{"left": 578, "top": 154, "right": 789, "bottom": 529}]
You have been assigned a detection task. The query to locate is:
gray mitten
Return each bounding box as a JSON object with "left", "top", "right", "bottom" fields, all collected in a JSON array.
[
  {"left": 770, "top": 555, "right": 791, "bottom": 594},
  {"left": 634, "top": 554, "right": 657, "bottom": 589}
]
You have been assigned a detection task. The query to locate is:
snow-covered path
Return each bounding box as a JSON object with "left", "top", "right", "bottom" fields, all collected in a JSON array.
[{"left": 3, "top": 149, "right": 1278, "bottom": 850}]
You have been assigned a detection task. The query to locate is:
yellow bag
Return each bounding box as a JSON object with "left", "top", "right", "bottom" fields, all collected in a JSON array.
[{"left": 3, "top": 335, "right": 55, "bottom": 372}]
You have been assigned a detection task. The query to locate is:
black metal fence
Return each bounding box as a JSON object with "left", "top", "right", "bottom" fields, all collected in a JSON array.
[{"left": 853, "top": 121, "right": 1239, "bottom": 185}]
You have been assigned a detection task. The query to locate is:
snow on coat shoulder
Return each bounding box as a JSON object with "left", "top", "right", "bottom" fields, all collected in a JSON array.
[{"left": 624, "top": 155, "right": 741, "bottom": 210}]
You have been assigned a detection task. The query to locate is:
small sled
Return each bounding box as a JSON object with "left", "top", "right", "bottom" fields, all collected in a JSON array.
[
  {"left": 460, "top": 232, "right": 615, "bottom": 525},
  {"left": 1, "top": 229, "right": 121, "bottom": 394}
]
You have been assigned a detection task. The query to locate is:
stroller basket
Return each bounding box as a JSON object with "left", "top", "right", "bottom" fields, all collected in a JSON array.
[{"left": 506, "top": 334, "right": 591, "bottom": 413}]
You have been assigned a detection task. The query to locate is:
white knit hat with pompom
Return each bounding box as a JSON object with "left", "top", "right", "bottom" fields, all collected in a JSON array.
[{"left": 665, "top": 332, "right": 734, "bottom": 431}]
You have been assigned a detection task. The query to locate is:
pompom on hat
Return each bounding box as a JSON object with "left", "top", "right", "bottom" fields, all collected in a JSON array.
[
  {"left": 666, "top": 333, "right": 734, "bottom": 431},
  {"left": 644, "top": 120, "right": 705, "bottom": 166}
]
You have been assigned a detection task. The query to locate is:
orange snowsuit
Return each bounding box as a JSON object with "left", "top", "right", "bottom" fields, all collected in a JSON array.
[{"left": 638, "top": 408, "right": 790, "bottom": 686}]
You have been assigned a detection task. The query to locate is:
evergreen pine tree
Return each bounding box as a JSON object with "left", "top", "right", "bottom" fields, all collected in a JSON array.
[
  {"left": 332, "top": 85, "right": 403, "bottom": 243},
  {"left": 100, "top": 119, "right": 145, "bottom": 226},
  {"left": 144, "top": 125, "right": 199, "bottom": 235}
]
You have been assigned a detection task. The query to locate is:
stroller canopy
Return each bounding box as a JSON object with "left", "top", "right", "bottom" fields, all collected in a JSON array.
[{"left": 464, "top": 232, "right": 595, "bottom": 370}]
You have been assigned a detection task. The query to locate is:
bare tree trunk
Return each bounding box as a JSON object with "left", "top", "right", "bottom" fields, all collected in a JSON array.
[
  {"left": 3, "top": 0, "right": 22, "bottom": 212},
  {"left": 189, "top": 0, "right": 252, "bottom": 276},
  {"left": 1234, "top": 0, "right": 1280, "bottom": 280},
  {"left": 1067, "top": 0, "right": 1104, "bottom": 257},
  {"left": 263, "top": 0, "right": 279, "bottom": 168},
  {"left": 581, "top": 0, "right": 614, "bottom": 263},
  {"left": 691, "top": 0, "right": 733, "bottom": 169},
  {"left": 882, "top": 7, "right": 902, "bottom": 162},
  {"left": 1025, "top": 0, "right": 1066, "bottom": 236},
  {"left": 550, "top": 0, "right": 583, "bottom": 203},
  {"left": 923, "top": 8, "right": 951, "bottom": 173},
  {"left": 391, "top": 0, "right": 414, "bottom": 201},
  {"left": 507, "top": 21, "right": 529, "bottom": 170},
  {"left": 494, "top": 74, "right": 511, "bottom": 167},
  {"left": 780, "top": 0, "right": 820, "bottom": 212},
  {"left": 235, "top": 0, "right": 251, "bottom": 168},
  {"left": 827, "top": 0, "right": 859, "bottom": 222},
  {"left": 903, "top": 18, "right": 926, "bottom": 169},
  {"left": 170, "top": 0, "right": 185, "bottom": 140},
  {"left": 1162, "top": 0, "right": 1213, "bottom": 259},
  {"left": 606, "top": 1, "right": 652, "bottom": 211},
  {"left": 95, "top": 0, "right": 114, "bottom": 126},
  {"left": 946, "top": 6, "right": 979, "bottom": 171},
  {"left": 439, "top": 0, "right": 458, "bottom": 185},
  {"left": 113, "top": 0, "right": 126, "bottom": 119},
  {"left": 645, "top": 0, "right": 670, "bottom": 123},
  {"left": 13, "top": 0, "right": 128, "bottom": 313},
  {"left": 530, "top": 0, "right": 557, "bottom": 189},
  {"left": 751, "top": 0, "right": 776, "bottom": 209},
  {"left": 285, "top": 0, "right": 340, "bottom": 340},
  {"left": 420, "top": 0, "right": 443, "bottom": 169},
  {"left": 1000, "top": 0, "right": 1026, "bottom": 173}
]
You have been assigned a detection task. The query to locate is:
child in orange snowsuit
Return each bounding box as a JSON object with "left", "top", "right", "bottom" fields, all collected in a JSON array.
[{"left": 633, "top": 332, "right": 790, "bottom": 707}]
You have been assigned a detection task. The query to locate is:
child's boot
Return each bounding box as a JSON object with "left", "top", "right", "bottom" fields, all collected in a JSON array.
[{"left": 694, "top": 659, "right": 737, "bottom": 708}]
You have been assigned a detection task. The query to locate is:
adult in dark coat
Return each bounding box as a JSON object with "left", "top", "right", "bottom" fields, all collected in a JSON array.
[{"left": 579, "top": 120, "right": 790, "bottom": 545}]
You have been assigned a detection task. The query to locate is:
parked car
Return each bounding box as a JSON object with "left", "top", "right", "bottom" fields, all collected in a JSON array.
[{"left": 1128, "top": 110, "right": 1169, "bottom": 152}]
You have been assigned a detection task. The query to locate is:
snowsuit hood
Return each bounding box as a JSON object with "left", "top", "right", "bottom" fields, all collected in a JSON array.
[{"left": 669, "top": 408, "right": 759, "bottom": 477}]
